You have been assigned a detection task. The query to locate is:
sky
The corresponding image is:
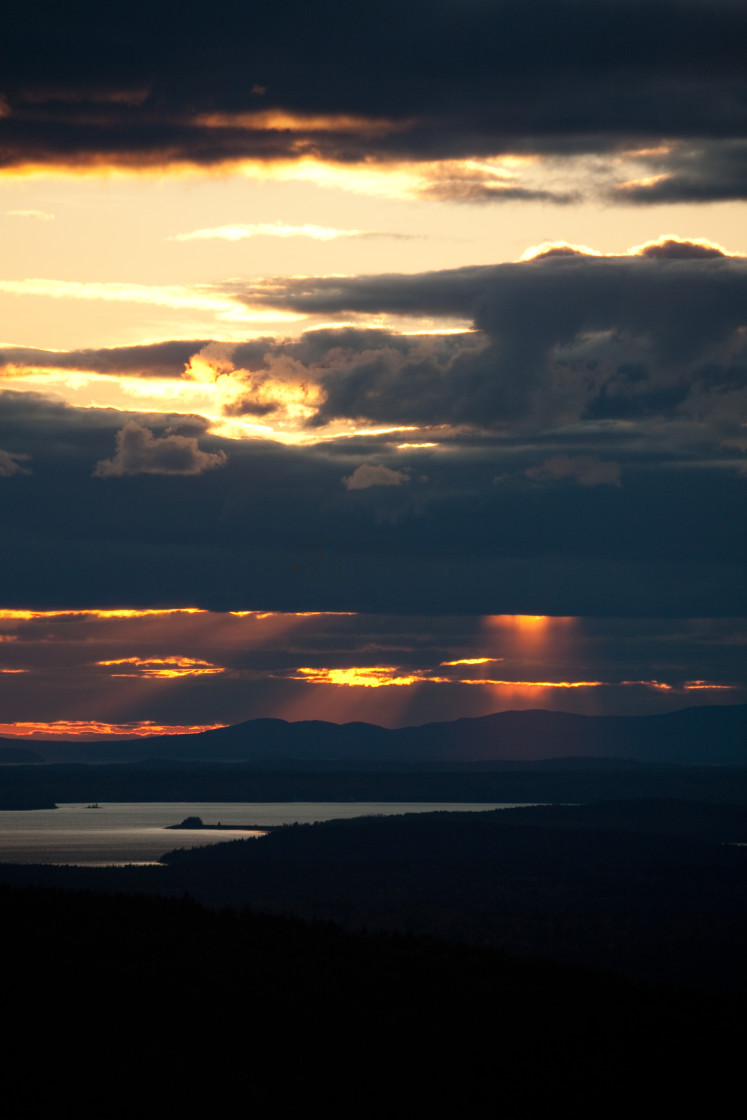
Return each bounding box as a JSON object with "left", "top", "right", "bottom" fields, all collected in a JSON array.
[{"left": 0, "top": 0, "right": 745, "bottom": 737}]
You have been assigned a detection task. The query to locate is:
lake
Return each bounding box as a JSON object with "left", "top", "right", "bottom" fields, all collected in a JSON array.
[{"left": 0, "top": 801, "right": 534, "bottom": 865}]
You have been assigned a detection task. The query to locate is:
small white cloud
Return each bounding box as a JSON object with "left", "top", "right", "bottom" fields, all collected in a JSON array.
[
  {"left": 526, "top": 454, "right": 621, "bottom": 487},
  {"left": 343, "top": 464, "right": 411, "bottom": 490},
  {"left": 172, "top": 222, "right": 363, "bottom": 242},
  {"left": 93, "top": 421, "right": 227, "bottom": 477},
  {"left": 171, "top": 222, "right": 419, "bottom": 243}
]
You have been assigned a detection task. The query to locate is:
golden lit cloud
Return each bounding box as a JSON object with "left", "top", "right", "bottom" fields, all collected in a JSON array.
[
  {"left": 191, "top": 110, "right": 407, "bottom": 137},
  {"left": 463, "top": 679, "right": 606, "bottom": 689},
  {"left": 627, "top": 234, "right": 733, "bottom": 257},
  {"left": 0, "top": 720, "right": 226, "bottom": 740},
  {"left": 395, "top": 442, "right": 439, "bottom": 450},
  {"left": 616, "top": 173, "right": 670, "bottom": 192},
  {"left": 95, "top": 656, "right": 225, "bottom": 678},
  {"left": 0, "top": 608, "right": 205, "bottom": 621},
  {"left": 682, "top": 680, "right": 735, "bottom": 691},
  {"left": 440, "top": 657, "right": 502, "bottom": 666},
  {"left": 291, "top": 666, "right": 433, "bottom": 688},
  {"left": 519, "top": 241, "right": 602, "bottom": 261},
  {"left": 621, "top": 679, "right": 673, "bottom": 691}
]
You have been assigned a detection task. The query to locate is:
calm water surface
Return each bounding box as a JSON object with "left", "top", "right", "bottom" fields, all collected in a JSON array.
[{"left": 0, "top": 801, "right": 530, "bottom": 866}]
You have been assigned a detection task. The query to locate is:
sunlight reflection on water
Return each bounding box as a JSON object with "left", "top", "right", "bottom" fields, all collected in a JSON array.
[{"left": 0, "top": 801, "right": 529, "bottom": 865}]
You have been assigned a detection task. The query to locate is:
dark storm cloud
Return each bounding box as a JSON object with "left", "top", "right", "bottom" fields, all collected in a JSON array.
[
  {"left": 1, "top": 1, "right": 745, "bottom": 201},
  {"left": 615, "top": 141, "right": 747, "bottom": 203},
  {"left": 233, "top": 251, "right": 747, "bottom": 435},
  {"left": 0, "top": 341, "right": 208, "bottom": 379},
  {"left": 0, "top": 388, "right": 744, "bottom": 616}
]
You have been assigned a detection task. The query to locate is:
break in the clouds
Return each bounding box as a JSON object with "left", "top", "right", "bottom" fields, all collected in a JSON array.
[
  {"left": 1, "top": 1, "right": 746, "bottom": 205},
  {"left": 93, "top": 421, "right": 228, "bottom": 477}
]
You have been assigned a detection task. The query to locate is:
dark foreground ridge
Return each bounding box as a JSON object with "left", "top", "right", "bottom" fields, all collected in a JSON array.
[
  {"left": 3, "top": 703, "right": 746, "bottom": 765},
  {"left": 2, "top": 880, "right": 744, "bottom": 1115}
]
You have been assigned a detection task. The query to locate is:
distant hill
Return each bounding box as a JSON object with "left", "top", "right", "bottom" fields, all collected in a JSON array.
[{"left": 4, "top": 703, "right": 746, "bottom": 766}]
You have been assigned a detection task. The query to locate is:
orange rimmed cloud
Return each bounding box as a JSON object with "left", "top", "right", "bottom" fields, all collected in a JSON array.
[
  {"left": 461, "top": 679, "right": 606, "bottom": 689},
  {"left": 95, "top": 656, "right": 225, "bottom": 678},
  {"left": 440, "top": 657, "right": 503, "bottom": 666},
  {"left": 287, "top": 665, "right": 605, "bottom": 691},
  {"left": 289, "top": 666, "right": 444, "bottom": 688},
  {"left": 682, "top": 680, "right": 736, "bottom": 691},
  {"left": 191, "top": 109, "right": 409, "bottom": 137},
  {"left": 0, "top": 608, "right": 206, "bottom": 620},
  {"left": 0, "top": 720, "right": 226, "bottom": 741}
]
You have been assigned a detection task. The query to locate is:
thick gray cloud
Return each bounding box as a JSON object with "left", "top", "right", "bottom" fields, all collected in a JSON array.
[
  {"left": 1, "top": 2, "right": 745, "bottom": 201},
  {"left": 0, "top": 387, "right": 744, "bottom": 616},
  {"left": 229, "top": 250, "right": 747, "bottom": 436},
  {"left": 614, "top": 141, "right": 747, "bottom": 204},
  {"left": 0, "top": 341, "right": 208, "bottom": 379},
  {"left": 93, "top": 421, "right": 228, "bottom": 476}
]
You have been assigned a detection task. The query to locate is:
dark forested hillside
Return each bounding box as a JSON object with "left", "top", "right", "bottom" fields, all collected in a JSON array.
[{"left": 2, "top": 881, "right": 744, "bottom": 1115}]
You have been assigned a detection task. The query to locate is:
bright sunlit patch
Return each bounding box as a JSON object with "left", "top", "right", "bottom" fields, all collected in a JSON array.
[
  {"left": 0, "top": 668, "right": 28, "bottom": 673},
  {"left": 615, "top": 173, "right": 670, "bottom": 192},
  {"left": 485, "top": 614, "right": 576, "bottom": 631},
  {"left": 0, "top": 721, "right": 227, "bottom": 740},
  {"left": 440, "top": 657, "right": 503, "bottom": 666},
  {"left": 221, "top": 154, "right": 544, "bottom": 204},
  {"left": 171, "top": 222, "right": 369, "bottom": 242},
  {"left": 290, "top": 666, "right": 448, "bottom": 688},
  {"left": 95, "top": 656, "right": 225, "bottom": 678}
]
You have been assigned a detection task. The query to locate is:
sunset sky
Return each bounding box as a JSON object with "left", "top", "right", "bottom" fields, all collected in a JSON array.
[{"left": 1, "top": 1, "right": 745, "bottom": 737}]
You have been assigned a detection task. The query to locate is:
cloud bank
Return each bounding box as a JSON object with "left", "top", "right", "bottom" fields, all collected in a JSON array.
[{"left": 1, "top": 2, "right": 745, "bottom": 203}]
